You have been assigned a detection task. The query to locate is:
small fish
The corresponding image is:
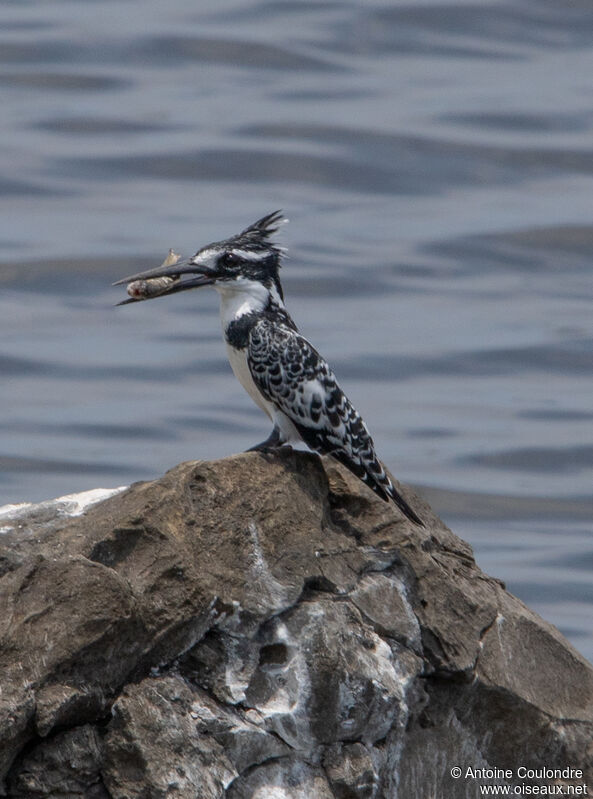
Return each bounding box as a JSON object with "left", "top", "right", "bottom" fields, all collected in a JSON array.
[{"left": 126, "top": 250, "right": 181, "bottom": 300}]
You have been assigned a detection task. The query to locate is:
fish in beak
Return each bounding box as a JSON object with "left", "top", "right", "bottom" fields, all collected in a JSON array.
[{"left": 113, "top": 249, "right": 218, "bottom": 306}]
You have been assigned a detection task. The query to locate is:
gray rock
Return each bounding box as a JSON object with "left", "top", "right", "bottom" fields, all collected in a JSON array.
[
  {"left": 35, "top": 683, "right": 107, "bottom": 738},
  {"left": 240, "top": 599, "right": 418, "bottom": 751},
  {"left": 0, "top": 450, "right": 591, "bottom": 798},
  {"left": 227, "top": 758, "right": 336, "bottom": 799},
  {"left": 349, "top": 572, "right": 421, "bottom": 651},
  {"left": 7, "top": 724, "right": 106, "bottom": 799},
  {"left": 323, "top": 742, "right": 378, "bottom": 798},
  {"left": 102, "top": 676, "right": 236, "bottom": 799},
  {"left": 182, "top": 629, "right": 262, "bottom": 705}
]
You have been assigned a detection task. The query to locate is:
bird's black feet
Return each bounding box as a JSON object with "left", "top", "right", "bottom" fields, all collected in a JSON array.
[{"left": 246, "top": 427, "right": 283, "bottom": 452}]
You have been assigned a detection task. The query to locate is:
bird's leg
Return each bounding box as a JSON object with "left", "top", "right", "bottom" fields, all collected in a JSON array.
[{"left": 246, "top": 426, "right": 285, "bottom": 452}]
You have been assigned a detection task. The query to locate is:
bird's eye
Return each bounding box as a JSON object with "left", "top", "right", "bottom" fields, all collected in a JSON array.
[{"left": 222, "top": 252, "right": 240, "bottom": 269}]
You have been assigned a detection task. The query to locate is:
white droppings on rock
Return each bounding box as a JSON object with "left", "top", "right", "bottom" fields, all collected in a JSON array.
[
  {"left": 229, "top": 758, "right": 335, "bottom": 799},
  {"left": 0, "top": 503, "right": 30, "bottom": 520},
  {"left": 245, "top": 520, "right": 296, "bottom": 614},
  {"left": 51, "top": 487, "right": 128, "bottom": 516},
  {"left": 225, "top": 653, "right": 250, "bottom": 704},
  {"left": 0, "top": 486, "right": 127, "bottom": 529},
  {"left": 349, "top": 572, "right": 421, "bottom": 651},
  {"left": 252, "top": 788, "right": 291, "bottom": 799}
]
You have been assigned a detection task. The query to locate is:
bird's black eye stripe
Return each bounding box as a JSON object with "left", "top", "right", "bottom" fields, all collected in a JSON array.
[{"left": 222, "top": 252, "right": 241, "bottom": 268}]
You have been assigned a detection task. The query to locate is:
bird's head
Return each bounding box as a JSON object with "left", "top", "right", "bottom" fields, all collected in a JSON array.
[{"left": 114, "top": 211, "right": 287, "bottom": 305}]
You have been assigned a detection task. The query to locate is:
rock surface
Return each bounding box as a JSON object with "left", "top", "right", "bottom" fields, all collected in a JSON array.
[{"left": 0, "top": 450, "right": 591, "bottom": 798}]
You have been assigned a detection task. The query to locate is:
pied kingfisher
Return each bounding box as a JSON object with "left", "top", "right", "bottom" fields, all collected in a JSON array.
[{"left": 115, "top": 211, "right": 424, "bottom": 526}]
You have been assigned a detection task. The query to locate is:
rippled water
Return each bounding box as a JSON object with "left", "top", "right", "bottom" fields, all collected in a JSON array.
[{"left": 1, "top": 0, "right": 592, "bottom": 660}]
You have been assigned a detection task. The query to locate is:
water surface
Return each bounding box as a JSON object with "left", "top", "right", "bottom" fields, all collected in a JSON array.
[{"left": 1, "top": 0, "right": 592, "bottom": 660}]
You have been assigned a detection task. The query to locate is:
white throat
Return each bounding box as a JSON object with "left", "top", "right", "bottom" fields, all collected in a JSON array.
[{"left": 216, "top": 277, "right": 281, "bottom": 330}]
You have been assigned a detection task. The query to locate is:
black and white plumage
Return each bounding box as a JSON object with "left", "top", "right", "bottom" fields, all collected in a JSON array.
[{"left": 115, "top": 211, "right": 424, "bottom": 526}]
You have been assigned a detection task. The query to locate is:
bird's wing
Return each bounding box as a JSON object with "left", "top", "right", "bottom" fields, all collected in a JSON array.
[
  {"left": 247, "top": 319, "right": 380, "bottom": 478},
  {"left": 247, "top": 318, "right": 425, "bottom": 526}
]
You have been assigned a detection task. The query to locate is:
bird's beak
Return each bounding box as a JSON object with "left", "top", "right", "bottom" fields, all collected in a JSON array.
[{"left": 113, "top": 259, "right": 218, "bottom": 305}]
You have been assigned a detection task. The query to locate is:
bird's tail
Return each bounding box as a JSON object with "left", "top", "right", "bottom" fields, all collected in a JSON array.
[
  {"left": 334, "top": 448, "right": 425, "bottom": 527},
  {"left": 361, "top": 458, "right": 425, "bottom": 527},
  {"left": 382, "top": 478, "right": 425, "bottom": 527}
]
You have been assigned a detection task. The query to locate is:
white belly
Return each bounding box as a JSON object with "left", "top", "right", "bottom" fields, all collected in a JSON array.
[
  {"left": 226, "top": 344, "right": 275, "bottom": 420},
  {"left": 225, "top": 344, "right": 307, "bottom": 447},
  {"left": 273, "top": 408, "right": 309, "bottom": 449}
]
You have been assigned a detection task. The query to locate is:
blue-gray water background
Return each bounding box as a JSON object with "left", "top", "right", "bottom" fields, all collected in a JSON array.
[{"left": 1, "top": 0, "right": 592, "bottom": 660}]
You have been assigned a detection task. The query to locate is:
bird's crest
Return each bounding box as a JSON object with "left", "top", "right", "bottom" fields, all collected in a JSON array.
[{"left": 230, "top": 210, "right": 287, "bottom": 253}]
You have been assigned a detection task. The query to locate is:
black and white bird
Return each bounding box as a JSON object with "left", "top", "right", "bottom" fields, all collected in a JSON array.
[{"left": 115, "top": 212, "right": 424, "bottom": 526}]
